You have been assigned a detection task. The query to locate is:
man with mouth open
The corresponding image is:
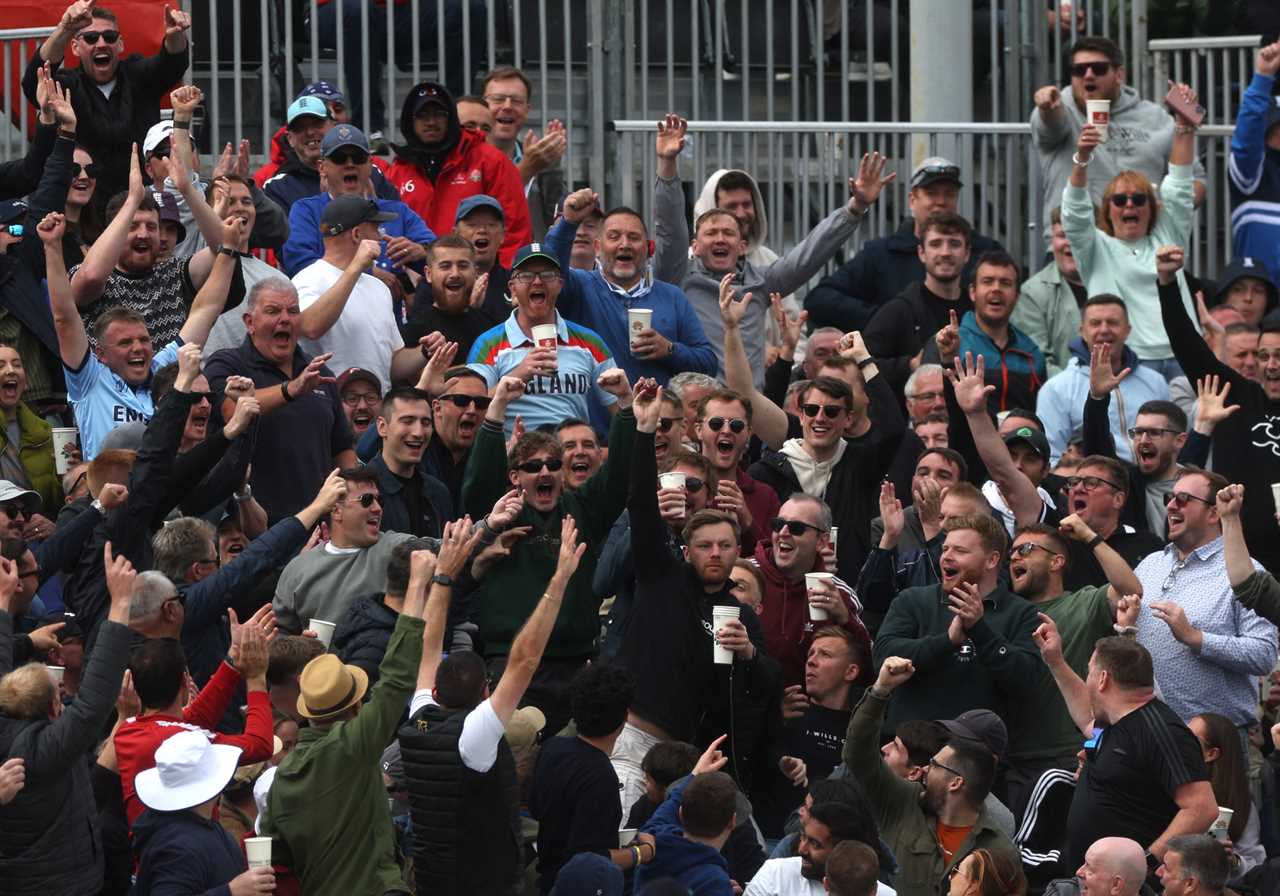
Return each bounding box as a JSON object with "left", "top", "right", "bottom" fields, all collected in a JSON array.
[
  {"left": 336, "top": 367, "right": 382, "bottom": 440},
  {"left": 24, "top": 1, "right": 192, "bottom": 202},
  {"left": 1011, "top": 209, "right": 1089, "bottom": 378},
  {"left": 366, "top": 386, "right": 453, "bottom": 539}
]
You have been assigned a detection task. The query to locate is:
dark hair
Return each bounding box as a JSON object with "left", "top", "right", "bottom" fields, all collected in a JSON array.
[
  {"left": 105, "top": 189, "right": 158, "bottom": 224},
  {"left": 696, "top": 388, "right": 753, "bottom": 424},
  {"left": 386, "top": 537, "right": 436, "bottom": 597},
  {"left": 1003, "top": 408, "right": 1044, "bottom": 430},
  {"left": 379, "top": 387, "right": 433, "bottom": 420},
  {"left": 1177, "top": 464, "right": 1229, "bottom": 503},
  {"left": 808, "top": 798, "right": 888, "bottom": 867},
  {"left": 916, "top": 411, "right": 949, "bottom": 427},
  {"left": 435, "top": 651, "right": 488, "bottom": 710},
  {"left": 802, "top": 376, "right": 854, "bottom": 411},
  {"left": 1136, "top": 399, "right": 1188, "bottom": 432},
  {"left": 946, "top": 737, "right": 997, "bottom": 805},
  {"left": 338, "top": 466, "right": 381, "bottom": 488},
  {"left": 1083, "top": 293, "right": 1129, "bottom": 319},
  {"left": 479, "top": 66, "right": 533, "bottom": 101},
  {"left": 714, "top": 171, "right": 755, "bottom": 201},
  {"left": 429, "top": 232, "right": 477, "bottom": 261},
  {"left": 570, "top": 663, "right": 633, "bottom": 738},
  {"left": 149, "top": 363, "right": 179, "bottom": 404},
  {"left": 507, "top": 431, "right": 561, "bottom": 471},
  {"left": 973, "top": 249, "right": 1021, "bottom": 284},
  {"left": 811, "top": 625, "right": 870, "bottom": 683},
  {"left": 1077, "top": 454, "right": 1131, "bottom": 497},
  {"left": 602, "top": 205, "right": 648, "bottom": 236},
  {"left": 660, "top": 449, "right": 713, "bottom": 483},
  {"left": 1223, "top": 322, "right": 1261, "bottom": 339},
  {"left": 920, "top": 211, "right": 973, "bottom": 247},
  {"left": 679, "top": 771, "right": 738, "bottom": 838},
  {"left": 916, "top": 446, "right": 968, "bottom": 482},
  {"left": 1092, "top": 636, "right": 1155, "bottom": 689},
  {"left": 1261, "top": 319, "right": 1280, "bottom": 338},
  {"left": 0, "top": 537, "right": 25, "bottom": 562},
  {"left": 129, "top": 637, "right": 188, "bottom": 710},
  {"left": 1165, "top": 835, "right": 1230, "bottom": 892},
  {"left": 808, "top": 776, "right": 870, "bottom": 806},
  {"left": 641, "top": 740, "right": 700, "bottom": 790},
  {"left": 554, "top": 417, "right": 595, "bottom": 437},
  {"left": 267, "top": 636, "right": 326, "bottom": 687},
  {"left": 441, "top": 366, "right": 489, "bottom": 389},
  {"left": 92, "top": 306, "right": 149, "bottom": 346},
  {"left": 1192, "top": 712, "right": 1251, "bottom": 842},
  {"left": 824, "top": 841, "right": 880, "bottom": 896},
  {"left": 966, "top": 848, "right": 1029, "bottom": 896},
  {"left": 681, "top": 508, "right": 741, "bottom": 545},
  {"left": 204, "top": 173, "right": 252, "bottom": 204},
  {"left": 86, "top": 6, "right": 119, "bottom": 25},
  {"left": 896, "top": 719, "right": 949, "bottom": 767},
  {"left": 1013, "top": 523, "right": 1072, "bottom": 576},
  {"left": 1069, "top": 35, "right": 1124, "bottom": 68}
]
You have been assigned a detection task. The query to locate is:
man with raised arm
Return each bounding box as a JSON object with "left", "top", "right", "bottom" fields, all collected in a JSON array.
[{"left": 400, "top": 514, "right": 585, "bottom": 894}]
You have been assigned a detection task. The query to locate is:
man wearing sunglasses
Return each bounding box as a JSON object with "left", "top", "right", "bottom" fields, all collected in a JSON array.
[
  {"left": 1130, "top": 466, "right": 1277, "bottom": 733},
  {"left": 24, "top": 2, "right": 192, "bottom": 203},
  {"left": 1031, "top": 35, "right": 1207, "bottom": 249},
  {"left": 694, "top": 388, "right": 779, "bottom": 550}
]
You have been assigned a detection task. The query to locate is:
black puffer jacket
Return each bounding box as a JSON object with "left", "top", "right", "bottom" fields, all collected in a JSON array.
[
  {"left": 0, "top": 612, "right": 132, "bottom": 895},
  {"left": 332, "top": 593, "right": 399, "bottom": 687}
]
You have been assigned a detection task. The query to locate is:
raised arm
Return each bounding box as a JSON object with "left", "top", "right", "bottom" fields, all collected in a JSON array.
[
  {"left": 1166, "top": 82, "right": 1199, "bottom": 169},
  {"left": 1032, "top": 612, "right": 1094, "bottom": 736},
  {"left": 652, "top": 114, "right": 691, "bottom": 286},
  {"left": 37, "top": 212, "right": 88, "bottom": 367},
  {"left": 840, "top": 658, "right": 924, "bottom": 810},
  {"left": 1157, "top": 245, "right": 1244, "bottom": 389},
  {"left": 414, "top": 519, "right": 483, "bottom": 690},
  {"left": 1229, "top": 43, "right": 1280, "bottom": 196},
  {"left": 167, "top": 87, "right": 227, "bottom": 253},
  {"left": 1058, "top": 513, "right": 1143, "bottom": 607},
  {"left": 35, "top": 2, "right": 93, "bottom": 66},
  {"left": 1217, "top": 484, "right": 1258, "bottom": 589},
  {"left": 721, "top": 275, "right": 788, "bottom": 447},
  {"left": 628, "top": 382, "right": 673, "bottom": 573},
  {"left": 71, "top": 146, "right": 144, "bottom": 308},
  {"left": 177, "top": 218, "right": 242, "bottom": 345},
  {"left": 299, "top": 239, "right": 383, "bottom": 339}
]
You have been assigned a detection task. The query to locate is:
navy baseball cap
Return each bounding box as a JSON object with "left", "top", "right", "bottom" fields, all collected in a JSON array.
[
  {"left": 152, "top": 190, "right": 188, "bottom": 243},
  {"left": 299, "top": 81, "right": 346, "bottom": 105},
  {"left": 321, "top": 124, "right": 371, "bottom": 157},
  {"left": 320, "top": 196, "right": 396, "bottom": 237},
  {"left": 409, "top": 81, "right": 453, "bottom": 115},
  {"left": 511, "top": 242, "right": 561, "bottom": 271},
  {"left": 0, "top": 199, "right": 28, "bottom": 225},
  {"left": 455, "top": 194, "right": 505, "bottom": 224},
  {"left": 286, "top": 96, "right": 329, "bottom": 127}
]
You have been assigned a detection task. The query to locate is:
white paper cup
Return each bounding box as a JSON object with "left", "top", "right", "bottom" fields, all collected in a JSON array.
[
  {"left": 531, "top": 324, "right": 558, "bottom": 352},
  {"left": 1210, "top": 806, "right": 1234, "bottom": 841},
  {"left": 618, "top": 828, "right": 639, "bottom": 847},
  {"left": 805, "top": 572, "right": 836, "bottom": 621},
  {"left": 1270, "top": 482, "right": 1280, "bottom": 510},
  {"left": 245, "top": 835, "right": 273, "bottom": 868},
  {"left": 52, "top": 427, "right": 78, "bottom": 475},
  {"left": 659, "top": 471, "right": 686, "bottom": 515},
  {"left": 828, "top": 526, "right": 838, "bottom": 551},
  {"left": 1086, "top": 99, "right": 1111, "bottom": 142},
  {"left": 712, "top": 605, "right": 740, "bottom": 665},
  {"left": 628, "top": 308, "right": 653, "bottom": 349},
  {"left": 45, "top": 665, "right": 64, "bottom": 684},
  {"left": 309, "top": 619, "right": 336, "bottom": 648}
]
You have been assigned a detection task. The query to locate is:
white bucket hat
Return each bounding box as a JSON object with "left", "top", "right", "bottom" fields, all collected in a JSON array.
[{"left": 135, "top": 729, "right": 242, "bottom": 812}]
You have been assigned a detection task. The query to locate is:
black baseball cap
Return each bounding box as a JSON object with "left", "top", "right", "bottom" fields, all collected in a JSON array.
[{"left": 320, "top": 196, "right": 396, "bottom": 237}]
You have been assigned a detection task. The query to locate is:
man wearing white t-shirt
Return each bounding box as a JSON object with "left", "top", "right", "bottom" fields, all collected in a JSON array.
[
  {"left": 292, "top": 196, "right": 430, "bottom": 392},
  {"left": 745, "top": 800, "right": 897, "bottom": 895}
]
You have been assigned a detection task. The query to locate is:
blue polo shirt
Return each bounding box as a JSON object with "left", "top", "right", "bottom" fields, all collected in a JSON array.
[
  {"left": 65, "top": 341, "right": 181, "bottom": 459},
  {"left": 466, "top": 311, "right": 617, "bottom": 437}
]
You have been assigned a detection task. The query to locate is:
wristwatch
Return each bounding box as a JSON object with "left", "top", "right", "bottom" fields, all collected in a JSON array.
[
  {"left": 1087, "top": 532, "right": 1105, "bottom": 549},
  {"left": 431, "top": 573, "right": 454, "bottom": 587},
  {"left": 91, "top": 498, "right": 105, "bottom": 514}
]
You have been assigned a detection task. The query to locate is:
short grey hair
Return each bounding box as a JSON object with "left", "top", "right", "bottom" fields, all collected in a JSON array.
[
  {"left": 129, "top": 571, "right": 179, "bottom": 623},
  {"left": 905, "top": 363, "right": 944, "bottom": 399},
  {"left": 809, "top": 326, "right": 844, "bottom": 341},
  {"left": 781, "top": 493, "right": 833, "bottom": 531},
  {"left": 246, "top": 276, "right": 298, "bottom": 312},
  {"left": 667, "top": 372, "right": 720, "bottom": 401},
  {"left": 152, "top": 517, "right": 217, "bottom": 582}
]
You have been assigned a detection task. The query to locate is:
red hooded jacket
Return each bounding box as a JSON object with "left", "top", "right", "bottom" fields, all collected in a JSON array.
[{"left": 750, "top": 541, "right": 871, "bottom": 688}]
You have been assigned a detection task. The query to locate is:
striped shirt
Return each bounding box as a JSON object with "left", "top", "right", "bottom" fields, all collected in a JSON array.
[
  {"left": 1135, "top": 536, "right": 1278, "bottom": 726},
  {"left": 467, "top": 311, "right": 618, "bottom": 436}
]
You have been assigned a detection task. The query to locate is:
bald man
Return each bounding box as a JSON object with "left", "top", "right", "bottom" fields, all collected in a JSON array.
[{"left": 1072, "top": 837, "right": 1147, "bottom": 896}]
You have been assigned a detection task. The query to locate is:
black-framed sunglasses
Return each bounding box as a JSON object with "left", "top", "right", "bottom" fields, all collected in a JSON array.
[
  {"left": 77, "top": 29, "right": 120, "bottom": 45},
  {"left": 148, "top": 144, "right": 171, "bottom": 161},
  {"left": 1110, "top": 192, "right": 1148, "bottom": 208},
  {"left": 517, "top": 457, "right": 564, "bottom": 474},
  {"left": 1066, "top": 475, "right": 1124, "bottom": 492},
  {"left": 439, "top": 393, "right": 492, "bottom": 411},
  {"left": 70, "top": 162, "right": 101, "bottom": 179},
  {"left": 679, "top": 477, "right": 706, "bottom": 494},
  {"left": 1012, "top": 542, "right": 1061, "bottom": 559},
  {"left": 916, "top": 163, "right": 961, "bottom": 182},
  {"left": 704, "top": 416, "right": 747, "bottom": 434},
  {"left": 1070, "top": 61, "right": 1112, "bottom": 77},
  {"left": 657, "top": 417, "right": 681, "bottom": 433},
  {"left": 801, "top": 403, "right": 847, "bottom": 420},
  {"left": 0, "top": 504, "right": 27, "bottom": 520},
  {"left": 1165, "top": 490, "right": 1213, "bottom": 508},
  {"left": 349, "top": 492, "right": 381, "bottom": 508},
  {"left": 770, "top": 517, "right": 825, "bottom": 537},
  {"left": 328, "top": 149, "right": 369, "bottom": 166}
]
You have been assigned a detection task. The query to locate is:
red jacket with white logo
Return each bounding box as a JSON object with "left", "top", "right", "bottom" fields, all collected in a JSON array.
[
  {"left": 384, "top": 126, "right": 532, "bottom": 267},
  {"left": 114, "top": 661, "right": 275, "bottom": 828}
]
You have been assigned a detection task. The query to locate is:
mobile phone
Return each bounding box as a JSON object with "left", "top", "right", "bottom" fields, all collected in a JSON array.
[{"left": 1164, "top": 84, "right": 1205, "bottom": 127}]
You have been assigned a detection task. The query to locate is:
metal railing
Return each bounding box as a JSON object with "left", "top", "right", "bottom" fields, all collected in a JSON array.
[
  {"left": 1148, "top": 34, "right": 1263, "bottom": 126},
  {"left": 0, "top": 26, "right": 53, "bottom": 161}
]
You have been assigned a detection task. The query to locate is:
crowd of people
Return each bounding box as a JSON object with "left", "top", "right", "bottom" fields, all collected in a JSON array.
[{"left": 4, "top": 3, "right": 1280, "bottom": 895}]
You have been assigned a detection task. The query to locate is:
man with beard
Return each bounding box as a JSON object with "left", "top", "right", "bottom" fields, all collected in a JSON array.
[
  {"left": 653, "top": 116, "right": 892, "bottom": 387},
  {"left": 461, "top": 371, "right": 637, "bottom": 734},
  {"left": 1057, "top": 455, "right": 1164, "bottom": 589},
  {"left": 746, "top": 800, "right": 895, "bottom": 896},
  {"left": 1012, "top": 209, "right": 1089, "bottom": 378},
  {"left": 556, "top": 419, "right": 602, "bottom": 490},
  {"left": 840, "top": 656, "right": 1016, "bottom": 896},
  {"left": 385, "top": 81, "right": 530, "bottom": 268},
  {"left": 1158, "top": 245, "right": 1280, "bottom": 574},
  {"left": 1033, "top": 628, "right": 1216, "bottom": 873},
  {"left": 401, "top": 233, "right": 494, "bottom": 358},
  {"left": 204, "top": 277, "right": 356, "bottom": 522},
  {"left": 337, "top": 367, "right": 382, "bottom": 441},
  {"left": 23, "top": 2, "right": 191, "bottom": 200},
  {"left": 428, "top": 368, "right": 489, "bottom": 507},
  {"left": 367, "top": 387, "right": 453, "bottom": 538},
  {"left": 611, "top": 383, "right": 781, "bottom": 818},
  {"left": 695, "top": 388, "right": 780, "bottom": 550},
  {"left": 41, "top": 197, "right": 238, "bottom": 459},
  {"left": 874, "top": 511, "right": 1040, "bottom": 741}
]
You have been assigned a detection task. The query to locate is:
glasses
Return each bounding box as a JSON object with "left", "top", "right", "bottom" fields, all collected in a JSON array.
[
  {"left": 1066, "top": 475, "right": 1124, "bottom": 492},
  {"left": 770, "top": 518, "right": 826, "bottom": 537},
  {"left": 349, "top": 492, "right": 381, "bottom": 508},
  {"left": 908, "top": 390, "right": 944, "bottom": 404},
  {"left": 70, "top": 162, "right": 101, "bottom": 179},
  {"left": 77, "top": 29, "right": 120, "bottom": 44},
  {"left": 664, "top": 476, "right": 705, "bottom": 494},
  {"left": 1109, "top": 192, "right": 1149, "bottom": 208},
  {"left": 342, "top": 392, "right": 380, "bottom": 407},
  {"left": 17, "top": 567, "right": 37, "bottom": 580},
  {"left": 1162, "top": 557, "right": 1188, "bottom": 595},
  {"left": 801, "top": 403, "right": 847, "bottom": 420},
  {"left": 657, "top": 417, "right": 681, "bottom": 433},
  {"left": 1012, "top": 542, "right": 1061, "bottom": 558},
  {"left": 327, "top": 149, "right": 370, "bottom": 166},
  {"left": 512, "top": 270, "right": 562, "bottom": 285},
  {"left": 1165, "top": 490, "right": 1213, "bottom": 508},
  {"left": 162, "top": 591, "right": 185, "bottom": 608},
  {"left": 4, "top": 225, "right": 21, "bottom": 238},
  {"left": 1128, "top": 426, "right": 1179, "bottom": 440},
  {"left": 148, "top": 144, "right": 171, "bottom": 160},
  {"left": 915, "top": 164, "right": 961, "bottom": 182},
  {"left": 483, "top": 93, "right": 529, "bottom": 107},
  {"left": 516, "top": 457, "right": 564, "bottom": 474},
  {"left": 439, "top": 394, "right": 492, "bottom": 410},
  {"left": 704, "top": 416, "right": 747, "bottom": 434},
  {"left": 928, "top": 757, "right": 964, "bottom": 777},
  {"left": 0, "top": 504, "right": 27, "bottom": 520},
  {"left": 1070, "top": 61, "right": 1113, "bottom": 77}
]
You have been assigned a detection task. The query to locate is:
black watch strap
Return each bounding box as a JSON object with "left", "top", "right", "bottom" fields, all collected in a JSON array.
[
  {"left": 1087, "top": 532, "right": 1105, "bottom": 549},
  {"left": 431, "top": 573, "right": 454, "bottom": 587}
]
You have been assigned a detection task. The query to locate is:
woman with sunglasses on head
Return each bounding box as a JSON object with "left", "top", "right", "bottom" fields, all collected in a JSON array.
[
  {"left": 946, "top": 847, "right": 1027, "bottom": 896},
  {"left": 1186, "top": 712, "right": 1265, "bottom": 881},
  {"left": 1061, "top": 79, "right": 1202, "bottom": 385}
]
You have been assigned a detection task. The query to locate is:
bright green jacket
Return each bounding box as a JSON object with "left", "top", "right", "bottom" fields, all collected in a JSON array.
[{"left": 0, "top": 403, "right": 62, "bottom": 512}]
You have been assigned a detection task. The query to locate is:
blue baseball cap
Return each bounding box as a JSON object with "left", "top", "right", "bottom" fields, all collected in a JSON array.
[
  {"left": 321, "top": 124, "right": 370, "bottom": 157},
  {"left": 511, "top": 242, "right": 561, "bottom": 271},
  {"left": 298, "top": 81, "right": 346, "bottom": 105},
  {"left": 455, "top": 194, "right": 505, "bottom": 224},
  {"left": 0, "top": 199, "right": 28, "bottom": 225},
  {"left": 286, "top": 96, "right": 329, "bottom": 127}
]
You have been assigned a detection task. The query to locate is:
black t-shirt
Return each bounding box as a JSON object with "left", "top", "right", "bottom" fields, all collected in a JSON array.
[
  {"left": 395, "top": 469, "right": 430, "bottom": 538},
  {"left": 1063, "top": 528, "right": 1165, "bottom": 592},
  {"left": 759, "top": 702, "right": 854, "bottom": 837},
  {"left": 1064, "top": 699, "right": 1207, "bottom": 870},
  {"left": 529, "top": 736, "right": 622, "bottom": 894},
  {"left": 400, "top": 302, "right": 494, "bottom": 361}
]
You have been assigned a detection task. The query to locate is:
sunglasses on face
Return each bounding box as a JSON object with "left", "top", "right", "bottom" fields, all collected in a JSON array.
[
  {"left": 328, "top": 149, "right": 370, "bottom": 166},
  {"left": 1110, "top": 192, "right": 1149, "bottom": 208},
  {"left": 802, "top": 403, "right": 847, "bottom": 420},
  {"left": 704, "top": 416, "right": 747, "bottom": 434},
  {"left": 78, "top": 30, "right": 120, "bottom": 45},
  {"left": 664, "top": 476, "right": 705, "bottom": 494},
  {"left": 1165, "top": 490, "right": 1213, "bottom": 508},
  {"left": 148, "top": 145, "right": 171, "bottom": 161},
  {"left": 657, "top": 417, "right": 681, "bottom": 433},
  {"left": 5, "top": 225, "right": 22, "bottom": 238},
  {"left": 349, "top": 492, "right": 381, "bottom": 508},
  {"left": 439, "top": 393, "right": 492, "bottom": 410},
  {"left": 1070, "top": 61, "right": 1112, "bottom": 77},
  {"left": 0, "top": 504, "right": 25, "bottom": 519},
  {"left": 70, "top": 162, "right": 101, "bottom": 179},
  {"left": 517, "top": 457, "right": 564, "bottom": 474},
  {"left": 770, "top": 517, "right": 825, "bottom": 537}
]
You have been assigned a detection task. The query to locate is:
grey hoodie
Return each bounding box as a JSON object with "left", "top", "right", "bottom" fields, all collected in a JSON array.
[{"left": 1030, "top": 83, "right": 1207, "bottom": 247}]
